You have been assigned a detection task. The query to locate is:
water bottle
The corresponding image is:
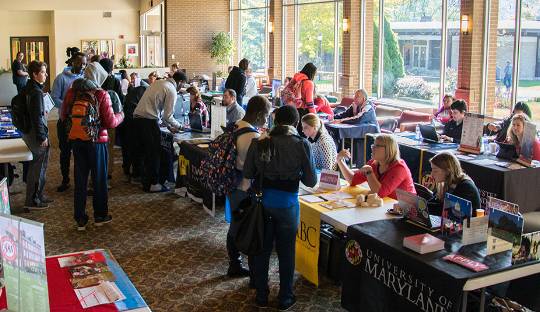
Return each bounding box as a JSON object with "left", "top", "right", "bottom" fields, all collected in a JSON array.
[
  {"left": 415, "top": 124, "right": 421, "bottom": 140},
  {"left": 482, "top": 134, "right": 489, "bottom": 153}
]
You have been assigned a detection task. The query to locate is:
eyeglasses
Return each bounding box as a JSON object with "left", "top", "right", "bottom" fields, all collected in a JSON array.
[{"left": 371, "top": 144, "right": 385, "bottom": 149}]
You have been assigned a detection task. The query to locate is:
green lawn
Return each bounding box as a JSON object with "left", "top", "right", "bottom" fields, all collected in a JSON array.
[{"left": 518, "top": 80, "right": 540, "bottom": 88}]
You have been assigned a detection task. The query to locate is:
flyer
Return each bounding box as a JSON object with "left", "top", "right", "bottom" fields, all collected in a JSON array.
[
  {"left": 486, "top": 208, "right": 524, "bottom": 255},
  {"left": 517, "top": 121, "right": 537, "bottom": 167},
  {"left": 458, "top": 113, "right": 484, "bottom": 154}
]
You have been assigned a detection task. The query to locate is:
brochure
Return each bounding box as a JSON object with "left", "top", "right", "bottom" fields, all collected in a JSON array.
[
  {"left": 486, "top": 208, "right": 524, "bottom": 255},
  {"left": 58, "top": 251, "right": 107, "bottom": 268},
  {"left": 458, "top": 113, "right": 484, "bottom": 154},
  {"left": 512, "top": 231, "right": 540, "bottom": 264},
  {"left": 443, "top": 254, "right": 489, "bottom": 272},
  {"left": 320, "top": 200, "right": 355, "bottom": 210},
  {"left": 71, "top": 271, "right": 116, "bottom": 289},
  {"left": 461, "top": 216, "right": 488, "bottom": 246},
  {"left": 487, "top": 197, "right": 519, "bottom": 215},
  {"left": 69, "top": 262, "right": 111, "bottom": 278},
  {"left": 210, "top": 104, "right": 227, "bottom": 139},
  {"left": 318, "top": 169, "right": 341, "bottom": 191},
  {"left": 319, "top": 191, "right": 354, "bottom": 202},
  {"left": 443, "top": 193, "right": 472, "bottom": 223},
  {"left": 75, "top": 281, "right": 126, "bottom": 308},
  {"left": 517, "top": 121, "right": 537, "bottom": 167}
]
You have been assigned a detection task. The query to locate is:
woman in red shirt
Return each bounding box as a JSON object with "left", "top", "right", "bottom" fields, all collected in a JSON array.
[{"left": 336, "top": 134, "right": 416, "bottom": 199}]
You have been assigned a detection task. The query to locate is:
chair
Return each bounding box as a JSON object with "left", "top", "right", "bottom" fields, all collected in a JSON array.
[
  {"left": 379, "top": 118, "right": 398, "bottom": 133},
  {"left": 398, "top": 110, "right": 432, "bottom": 132},
  {"left": 414, "top": 183, "right": 433, "bottom": 201}
]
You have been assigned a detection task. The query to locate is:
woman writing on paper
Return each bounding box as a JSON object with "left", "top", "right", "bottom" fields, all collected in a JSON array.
[
  {"left": 428, "top": 152, "right": 481, "bottom": 216},
  {"left": 505, "top": 113, "right": 540, "bottom": 161},
  {"left": 301, "top": 113, "right": 337, "bottom": 170},
  {"left": 336, "top": 134, "right": 415, "bottom": 200}
]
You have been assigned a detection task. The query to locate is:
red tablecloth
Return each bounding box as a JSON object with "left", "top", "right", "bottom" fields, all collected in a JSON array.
[{"left": 0, "top": 252, "right": 118, "bottom": 311}]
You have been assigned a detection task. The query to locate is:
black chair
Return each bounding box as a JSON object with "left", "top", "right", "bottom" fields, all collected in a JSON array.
[{"left": 414, "top": 183, "right": 433, "bottom": 201}]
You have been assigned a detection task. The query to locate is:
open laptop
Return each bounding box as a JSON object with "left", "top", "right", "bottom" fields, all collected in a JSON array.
[
  {"left": 396, "top": 189, "right": 441, "bottom": 231},
  {"left": 186, "top": 112, "right": 210, "bottom": 133},
  {"left": 496, "top": 142, "right": 518, "bottom": 160},
  {"left": 419, "top": 124, "right": 441, "bottom": 143}
]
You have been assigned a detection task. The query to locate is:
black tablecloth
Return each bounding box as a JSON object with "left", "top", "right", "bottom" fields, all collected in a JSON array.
[
  {"left": 341, "top": 219, "right": 538, "bottom": 312},
  {"left": 365, "top": 134, "right": 540, "bottom": 213}
]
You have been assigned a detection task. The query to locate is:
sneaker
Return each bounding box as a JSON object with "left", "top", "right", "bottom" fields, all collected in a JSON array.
[
  {"left": 24, "top": 202, "right": 48, "bottom": 210},
  {"left": 76, "top": 219, "right": 88, "bottom": 231},
  {"left": 95, "top": 215, "right": 112, "bottom": 226},
  {"left": 56, "top": 183, "right": 70, "bottom": 192},
  {"left": 278, "top": 297, "right": 297, "bottom": 311},
  {"left": 149, "top": 184, "right": 169, "bottom": 193},
  {"left": 227, "top": 265, "right": 250, "bottom": 278},
  {"left": 40, "top": 197, "right": 54, "bottom": 204}
]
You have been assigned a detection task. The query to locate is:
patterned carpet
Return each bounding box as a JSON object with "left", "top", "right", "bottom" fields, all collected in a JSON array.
[{"left": 7, "top": 120, "right": 345, "bottom": 312}]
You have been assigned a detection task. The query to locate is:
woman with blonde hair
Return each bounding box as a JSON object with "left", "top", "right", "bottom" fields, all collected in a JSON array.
[
  {"left": 428, "top": 152, "right": 480, "bottom": 216},
  {"left": 301, "top": 113, "right": 337, "bottom": 170},
  {"left": 336, "top": 134, "right": 415, "bottom": 199},
  {"left": 186, "top": 86, "right": 209, "bottom": 127},
  {"left": 505, "top": 113, "right": 540, "bottom": 161}
]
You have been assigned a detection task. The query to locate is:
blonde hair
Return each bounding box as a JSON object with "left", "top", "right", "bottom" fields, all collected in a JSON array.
[
  {"left": 375, "top": 134, "right": 400, "bottom": 164},
  {"left": 301, "top": 113, "right": 321, "bottom": 131},
  {"left": 430, "top": 152, "right": 469, "bottom": 199},
  {"left": 507, "top": 113, "right": 530, "bottom": 145},
  {"left": 186, "top": 86, "right": 201, "bottom": 102}
]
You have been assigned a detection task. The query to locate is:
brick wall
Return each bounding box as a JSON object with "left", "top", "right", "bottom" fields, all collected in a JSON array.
[{"left": 165, "top": 0, "right": 229, "bottom": 78}]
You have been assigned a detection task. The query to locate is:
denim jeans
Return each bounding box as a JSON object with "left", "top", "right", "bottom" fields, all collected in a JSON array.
[
  {"left": 252, "top": 188, "right": 299, "bottom": 304},
  {"left": 72, "top": 141, "right": 109, "bottom": 223}
]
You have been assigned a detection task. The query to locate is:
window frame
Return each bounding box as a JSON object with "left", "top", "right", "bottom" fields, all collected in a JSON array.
[{"left": 140, "top": 2, "right": 165, "bottom": 68}]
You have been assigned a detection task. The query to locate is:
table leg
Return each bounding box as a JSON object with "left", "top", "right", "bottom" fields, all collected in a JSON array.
[
  {"left": 350, "top": 139, "right": 354, "bottom": 169},
  {"left": 479, "top": 288, "right": 486, "bottom": 312},
  {"left": 462, "top": 291, "right": 468, "bottom": 312}
]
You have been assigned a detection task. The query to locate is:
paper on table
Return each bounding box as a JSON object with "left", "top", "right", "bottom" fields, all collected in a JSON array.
[
  {"left": 472, "top": 159, "right": 494, "bottom": 166},
  {"left": 299, "top": 195, "right": 325, "bottom": 203},
  {"left": 455, "top": 154, "right": 476, "bottom": 160},
  {"left": 462, "top": 216, "right": 488, "bottom": 246},
  {"left": 319, "top": 192, "right": 354, "bottom": 202},
  {"left": 75, "top": 281, "right": 126, "bottom": 308},
  {"left": 320, "top": 200, "right": 355, "bottom": 210}
]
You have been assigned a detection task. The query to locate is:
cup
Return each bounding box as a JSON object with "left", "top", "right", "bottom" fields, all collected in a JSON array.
[{"left": 489, "top": 142, "right": 498, "bottom": 154}]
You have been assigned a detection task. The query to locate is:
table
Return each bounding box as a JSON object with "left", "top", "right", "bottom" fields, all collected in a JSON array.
[
  {"left": 341, "top": 219, "right": 540, "bottom": 312},
  {"left": 0, "top": 248, "right": 151, "bottom": 311},
  {"left": 365, "top": 133, "right": 540, "bottom": 213},
  {"left": 296, "top": 184, "right": 398, "bottom": 286},
  {"left": 174, "top": 135, "right": 217, "bottom": 216},
  {"left": 0, "top": 138, "right": 32, "bottom": 184}
]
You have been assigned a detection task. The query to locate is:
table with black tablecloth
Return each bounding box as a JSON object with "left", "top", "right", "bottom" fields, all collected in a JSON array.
[
  {"left": 365, "top": 133, "right": 540, "bottom": 213},
  {"left": 341, "top": 218, "right": 540, "bottom": 312}
]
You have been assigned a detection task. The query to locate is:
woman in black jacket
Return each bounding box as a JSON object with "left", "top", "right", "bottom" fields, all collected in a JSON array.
[
  {"left": 428, "top": 152, "right": 480, "bottom": 216},
  {"left": 243, "top": 105, "right": 317, "bottom": 310},
  {"left": 22, "top": 60, "right": 53, "bottom": 209}
]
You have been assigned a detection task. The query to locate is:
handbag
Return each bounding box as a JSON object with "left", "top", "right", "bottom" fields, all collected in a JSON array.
[{"left": 233, "top": 163, "right": 266, "bottom": 256}]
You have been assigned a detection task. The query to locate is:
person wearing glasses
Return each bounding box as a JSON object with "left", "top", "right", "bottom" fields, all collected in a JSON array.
[{"left": 336, "top": 134, "right": 415, "bottom": 200}]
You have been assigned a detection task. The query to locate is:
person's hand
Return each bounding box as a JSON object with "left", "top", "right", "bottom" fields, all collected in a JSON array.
[
  {"left": 440, "top": 135, "right": 453, "bottom": 142},
  {"left": 331, "top": 119, "right": 342, "bottom": 124},
  {"left": 168, "top": 126, "right": 179, "bottom": 134},
  {"left": 337, "top": 149, "right": 351, "bottom": 161},
  {"left": 487, "top": 123, "right": 500, "bottom": 132},
  {"left": 360, "top": 165, "right": 373, "bottom": 176},
  {"left": 40, "top": 138, "right": 48, "bottom": 147}
]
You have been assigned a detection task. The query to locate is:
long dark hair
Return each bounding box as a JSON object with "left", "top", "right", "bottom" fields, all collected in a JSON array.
[
  {"left": 300, "top": 63, "right": 317, "bottom": 81},
  {"left": 513, "top": 102, "right": 532, "bottom": 119}
]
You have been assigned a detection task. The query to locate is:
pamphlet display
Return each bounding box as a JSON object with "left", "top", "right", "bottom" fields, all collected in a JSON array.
[
  {"left": 487, "top": 197, "right": 519, "bottom": 215},
  {"left": 461, "top": 216, "right": 488, "bottom": 246},
  {"left": 486, "top": 208, "right": 524, "bottom": 256},
  {"left": 210, "top": 104, "right": 227, "bottom": 139},
  {"left": 517, "top": 121, "right": 537, "bottom": 167},
  {"left": 318, "top": 169, "right": 341, "bottom": 191},
  {"left": 0, "top": 178, "right": 10, "bottom": 215},
  {"left": 458, "top": 113, "right": 484, "bottom": 154},
  {"left": 0, "top": 213, "right": 49, "bottom": 311},
  {"left": 512, "top": 231, "right": 540, "bottom": 264}
]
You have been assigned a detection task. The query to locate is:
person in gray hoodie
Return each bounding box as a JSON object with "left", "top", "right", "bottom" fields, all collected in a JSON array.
[{"left": 51, "top": 53, "right": 87, "bottom": 192}]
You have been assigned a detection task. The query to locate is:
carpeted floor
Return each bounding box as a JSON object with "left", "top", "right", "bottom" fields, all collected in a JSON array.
[{"left": 7, "top": 119, "right": 345, "bottom": 312}]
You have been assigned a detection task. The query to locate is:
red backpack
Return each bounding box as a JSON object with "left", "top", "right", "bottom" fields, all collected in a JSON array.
[{"left": 280, "top": 79, "right": 304, "bottom": 108}]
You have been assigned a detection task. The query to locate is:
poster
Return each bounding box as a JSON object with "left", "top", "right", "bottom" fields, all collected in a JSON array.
[
  {"left": 517, "top": 121, "right": 537, "bottom": 167},
  {"left": 512, "top": 231, "right": 540, "bottom": 264},
  {"left": 486, "top": 208, "right": 524, "bottom": 256},
  {"left": 0, "top": 178, "right": 10, "bottom": 215},
  {"left": 296, "top": 201, "right": 323, "bottom": 286},
  {"left": 487, "top": 197, "right": 519, "bottom": 215},
  {"left": 0, "top": 213, "right": 49, "bottom": 311},
  {"left": 210, "top": 104, "right": 227, "bottom": 139},
  {"left": 459, "top": 113, "right": 484, "bottom": 154}
]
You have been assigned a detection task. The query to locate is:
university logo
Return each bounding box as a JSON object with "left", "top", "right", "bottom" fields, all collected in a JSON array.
[{"left": 345, "top": 240, "right": 362, "bottom": 265}]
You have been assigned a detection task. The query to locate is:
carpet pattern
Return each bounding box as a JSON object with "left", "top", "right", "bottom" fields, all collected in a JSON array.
[{"left": 7, "top": 120, "right": 345, "bottom": 312}]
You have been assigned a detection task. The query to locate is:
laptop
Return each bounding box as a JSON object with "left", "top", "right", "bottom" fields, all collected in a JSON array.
[
  {"left": 496, "top": 142, "right": 518, "bottom": 160},
  {"left": 396, "top": 189, "right": 441, "bottom": 231},
  {"left": 419, "top": 124, "right": 441, "bottom": 143},
  {"left": 186, "top": 112, "right": 210, "bottom": 133}
]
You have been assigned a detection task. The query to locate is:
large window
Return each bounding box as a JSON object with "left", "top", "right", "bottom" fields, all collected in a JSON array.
[
  {"left": 295, "top": 0, "right": 343, "bottom": 93},
  {"left": 140, "top": 3, "right": 165, "bottom": 67},
  {"left": 488, "top": 0, "right": 540, "bottom": 126},
  {"left": 371, "top": 0, "right": 461, "bottom": 108},
  {"left": 234, "top": 0, "right": 269, "bottom": 73}
]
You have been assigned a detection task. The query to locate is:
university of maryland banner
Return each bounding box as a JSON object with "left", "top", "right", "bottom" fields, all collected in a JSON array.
[{"left": 295, "top": 201, "right": 323, "bottom": 286}]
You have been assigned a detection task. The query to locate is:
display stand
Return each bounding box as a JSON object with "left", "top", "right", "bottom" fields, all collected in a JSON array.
[{"left": 458, "top": 113, "right": 484, "bottom": 155}]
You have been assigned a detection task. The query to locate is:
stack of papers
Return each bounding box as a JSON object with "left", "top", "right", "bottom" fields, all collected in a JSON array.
[{"left": 75, "top": 281, "right": 126, "bottom": 308}]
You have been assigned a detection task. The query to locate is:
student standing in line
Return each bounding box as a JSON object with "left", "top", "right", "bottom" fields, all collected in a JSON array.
[
  {"left": 301, "top": 113, "right": 337, "bottom": 170},
  {"left": 22, "top": 60, "right": 52, "bottom": 210}
]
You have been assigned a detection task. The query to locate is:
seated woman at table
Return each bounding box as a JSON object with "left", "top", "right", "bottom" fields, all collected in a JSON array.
[
  {"left": 301, "top": 113, "right": 337, "bottom": 170},
  {"left": 440, "top": 99, "right": 467, "bottom": 143},
  {"left": 505, "top": 113, "right": 540, "bottom": 161},
  {"left": 186, "top": 86, "right": 209, "bottom": 127},
  {"left": 332, "top": 89, "right": 377, "bottom": 126},
  {"left": 487, "top": 102, "right": 532, "bottom": 143},
  {"left": 434, "top": 94, "right": 454, "bottom": 124},
  {"left": 336, "top": 134, "right": 415, "bottom": 200},
  {"left": 428, "top": 152, "right": 481, "bottom": 216}
]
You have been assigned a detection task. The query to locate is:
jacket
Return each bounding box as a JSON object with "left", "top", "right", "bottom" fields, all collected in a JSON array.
[
  {"left": 124, "top": 85, "right": 148, "bottom": 121},
  {"left": 243, "top": 125, "right": 317, "bottom": 193},
  {"left": 443, "top": 119, "right": 463, "bottom": 143},
  {"left": 51, "top": 67, "right": 83, "bottom": 110},
  {"left": 22, "top": 79, "right": 48, "bottom": 142},
  {"left": 101, "top": 75, "right": 125, "bottom": 104},
  {"left": 60, "top": 78, "right": 124, "bottom": 143},
  {"left": 334, "top": 101, "right": 378, "bottom": 126},
  {"left": 225, "top": 66, "right": 247, "bottom": 105}
]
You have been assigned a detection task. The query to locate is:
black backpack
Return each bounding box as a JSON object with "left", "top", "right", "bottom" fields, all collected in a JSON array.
[{"left": 10, "top": 93, "right": 30, "bottom": 134}]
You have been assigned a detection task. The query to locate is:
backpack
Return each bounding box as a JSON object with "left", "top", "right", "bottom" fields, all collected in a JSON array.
[
  {"left": 200, "top": 124, "right": 258, "bottom": 196},
  {"left": 10, "top": 93, "right": 30, "bottom": 134},
  {"left": 280, "top": 79, "right": 303, "bottom": 108},
  {"left": 66, "top": 91, "right": 101, "bottom": 142}
]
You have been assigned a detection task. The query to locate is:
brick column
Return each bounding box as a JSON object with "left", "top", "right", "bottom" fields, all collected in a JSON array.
[
  {"left": 268, "top": 0, "right": 282, "bottom": 80},
  {"left": 363, "top": 0, "right": 374, "bottom": 97},
  {"left": 340, "top": 0, "right": 361, "bottom": 96}
]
